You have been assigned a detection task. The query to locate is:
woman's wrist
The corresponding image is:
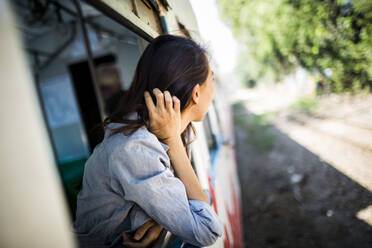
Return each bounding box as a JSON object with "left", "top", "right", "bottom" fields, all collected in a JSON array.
[{"left": 164, "top": 136, "right": 183, "bottom": 148}]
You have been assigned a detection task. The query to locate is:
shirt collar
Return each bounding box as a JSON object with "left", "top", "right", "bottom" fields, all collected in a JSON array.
[
  {"left": 160, "top": 142, "right": 169, "bottom": 152},
  {"left": 127, "top": 112, "right": 169, "bottom": 152}
]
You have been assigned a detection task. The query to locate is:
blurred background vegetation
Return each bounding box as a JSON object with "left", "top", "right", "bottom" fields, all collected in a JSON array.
[{"left": 217, "top": 0, "right": 372, "bottom": 93}]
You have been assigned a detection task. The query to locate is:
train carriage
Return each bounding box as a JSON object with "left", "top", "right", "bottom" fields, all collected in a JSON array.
[{"left": 0, "top": 0, "right": 243, "bottom": 247}]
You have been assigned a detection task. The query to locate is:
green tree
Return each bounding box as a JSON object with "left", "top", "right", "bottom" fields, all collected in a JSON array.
[{"left": 217, "top": 0, "right": 372, "bottom": 92}]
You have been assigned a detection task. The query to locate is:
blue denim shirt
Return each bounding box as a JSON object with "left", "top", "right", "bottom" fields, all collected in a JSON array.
[{"left": 74, "top": 118, "right": 223, "bottom": 247}]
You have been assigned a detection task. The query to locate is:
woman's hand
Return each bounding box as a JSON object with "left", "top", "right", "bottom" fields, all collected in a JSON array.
[
  {"left": 122, "top": 219, "right": 163, "bottom": 247},
  {"left": 144, "top": 88, "right": 181, "bottom": 145}
]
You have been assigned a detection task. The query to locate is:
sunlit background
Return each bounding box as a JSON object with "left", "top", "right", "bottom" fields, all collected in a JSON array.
[{"left": 191, "top": 0, "right": 372, "bottom": 247}]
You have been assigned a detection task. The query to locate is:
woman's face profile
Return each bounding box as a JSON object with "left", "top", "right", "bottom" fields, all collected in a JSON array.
[{"left": 192, "top": 66, "right": 215, "bottom": 122}]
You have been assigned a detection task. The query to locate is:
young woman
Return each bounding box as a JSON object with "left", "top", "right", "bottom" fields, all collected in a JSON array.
[{"left": 74, "top": 35, "right": 222, "bottom": 247}]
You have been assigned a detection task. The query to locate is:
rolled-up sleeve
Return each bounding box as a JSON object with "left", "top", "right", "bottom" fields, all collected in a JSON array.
[{"left": 107, "top": 137, "right": 223, "bottom": 247}]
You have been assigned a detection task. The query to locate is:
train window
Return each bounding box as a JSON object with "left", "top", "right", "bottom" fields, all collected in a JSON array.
[
  {"left": 13, "top": 0, "right": 148, "bottom": 217},
  {"left": 69, "top": 54, "right": 122, "bottom": 119},
  {"left": 203, "top": 112, "right": 218, "bottom": 152},
  {"left": 203, "top": 101, "right": 223, "bottom": 167}
]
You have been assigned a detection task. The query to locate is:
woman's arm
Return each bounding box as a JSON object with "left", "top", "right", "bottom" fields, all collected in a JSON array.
[
  {"left": 144, "top": 88, "right": 209, "bottom": 204},
  {"left": 108, "top": 136, "right": 222, "bottom": 247},
  {"left": 165, "top": 136, "right": 209, "bottom": 204}
]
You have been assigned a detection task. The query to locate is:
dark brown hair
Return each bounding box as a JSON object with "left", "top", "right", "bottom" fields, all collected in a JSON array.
[{"left": 102, "top": 34, "right": 210, "bottom": 149}]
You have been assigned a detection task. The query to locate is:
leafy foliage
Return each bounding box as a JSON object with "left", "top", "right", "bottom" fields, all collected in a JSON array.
[{"left": 217, "top": 0, "right": 372, "bottom": 92}]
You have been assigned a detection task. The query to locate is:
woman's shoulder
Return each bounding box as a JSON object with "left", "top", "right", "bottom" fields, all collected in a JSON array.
[
  {"left": 103, "top": 122, "right": 169, "bottom": 156},
  {"left": 103, "top": 122, "right": 172, "bottom": 178}
]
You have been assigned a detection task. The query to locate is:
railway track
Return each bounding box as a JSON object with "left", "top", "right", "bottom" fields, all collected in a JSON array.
[
  {"left": 286, "top": 114, "right": 372, "bottom": 154},
  {"left": 276, "top": 113, "right": 372, "bottom": 192}
]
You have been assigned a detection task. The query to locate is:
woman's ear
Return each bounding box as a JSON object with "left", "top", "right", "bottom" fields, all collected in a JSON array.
[{"left": 191, "top": 84, "right": 200, "bottom": 104}]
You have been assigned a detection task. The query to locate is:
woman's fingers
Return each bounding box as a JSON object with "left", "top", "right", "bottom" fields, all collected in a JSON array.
[
  {"left": 153, "top": 88, "right": 165, "bottom": 111},
  {"left": 146, "top": 88, "right": 179, "bottom": 113},
  {"left": 173, "top": 96, "right": 180, "bottom": 113},
  {"left": 164, "top": 91, "right": 173, "bottom": 111},
  {"left": 139, "top": 224, "right": 163, "bottom": 246},
  {"left": 132, "top": 219, "right": 155, "bottom": 241},
  {"left": 144, "top": 91, "right": 155, "bottom": 113},
  {"left": 122, "top": 224, "right": 163, "bottom": 248}
]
